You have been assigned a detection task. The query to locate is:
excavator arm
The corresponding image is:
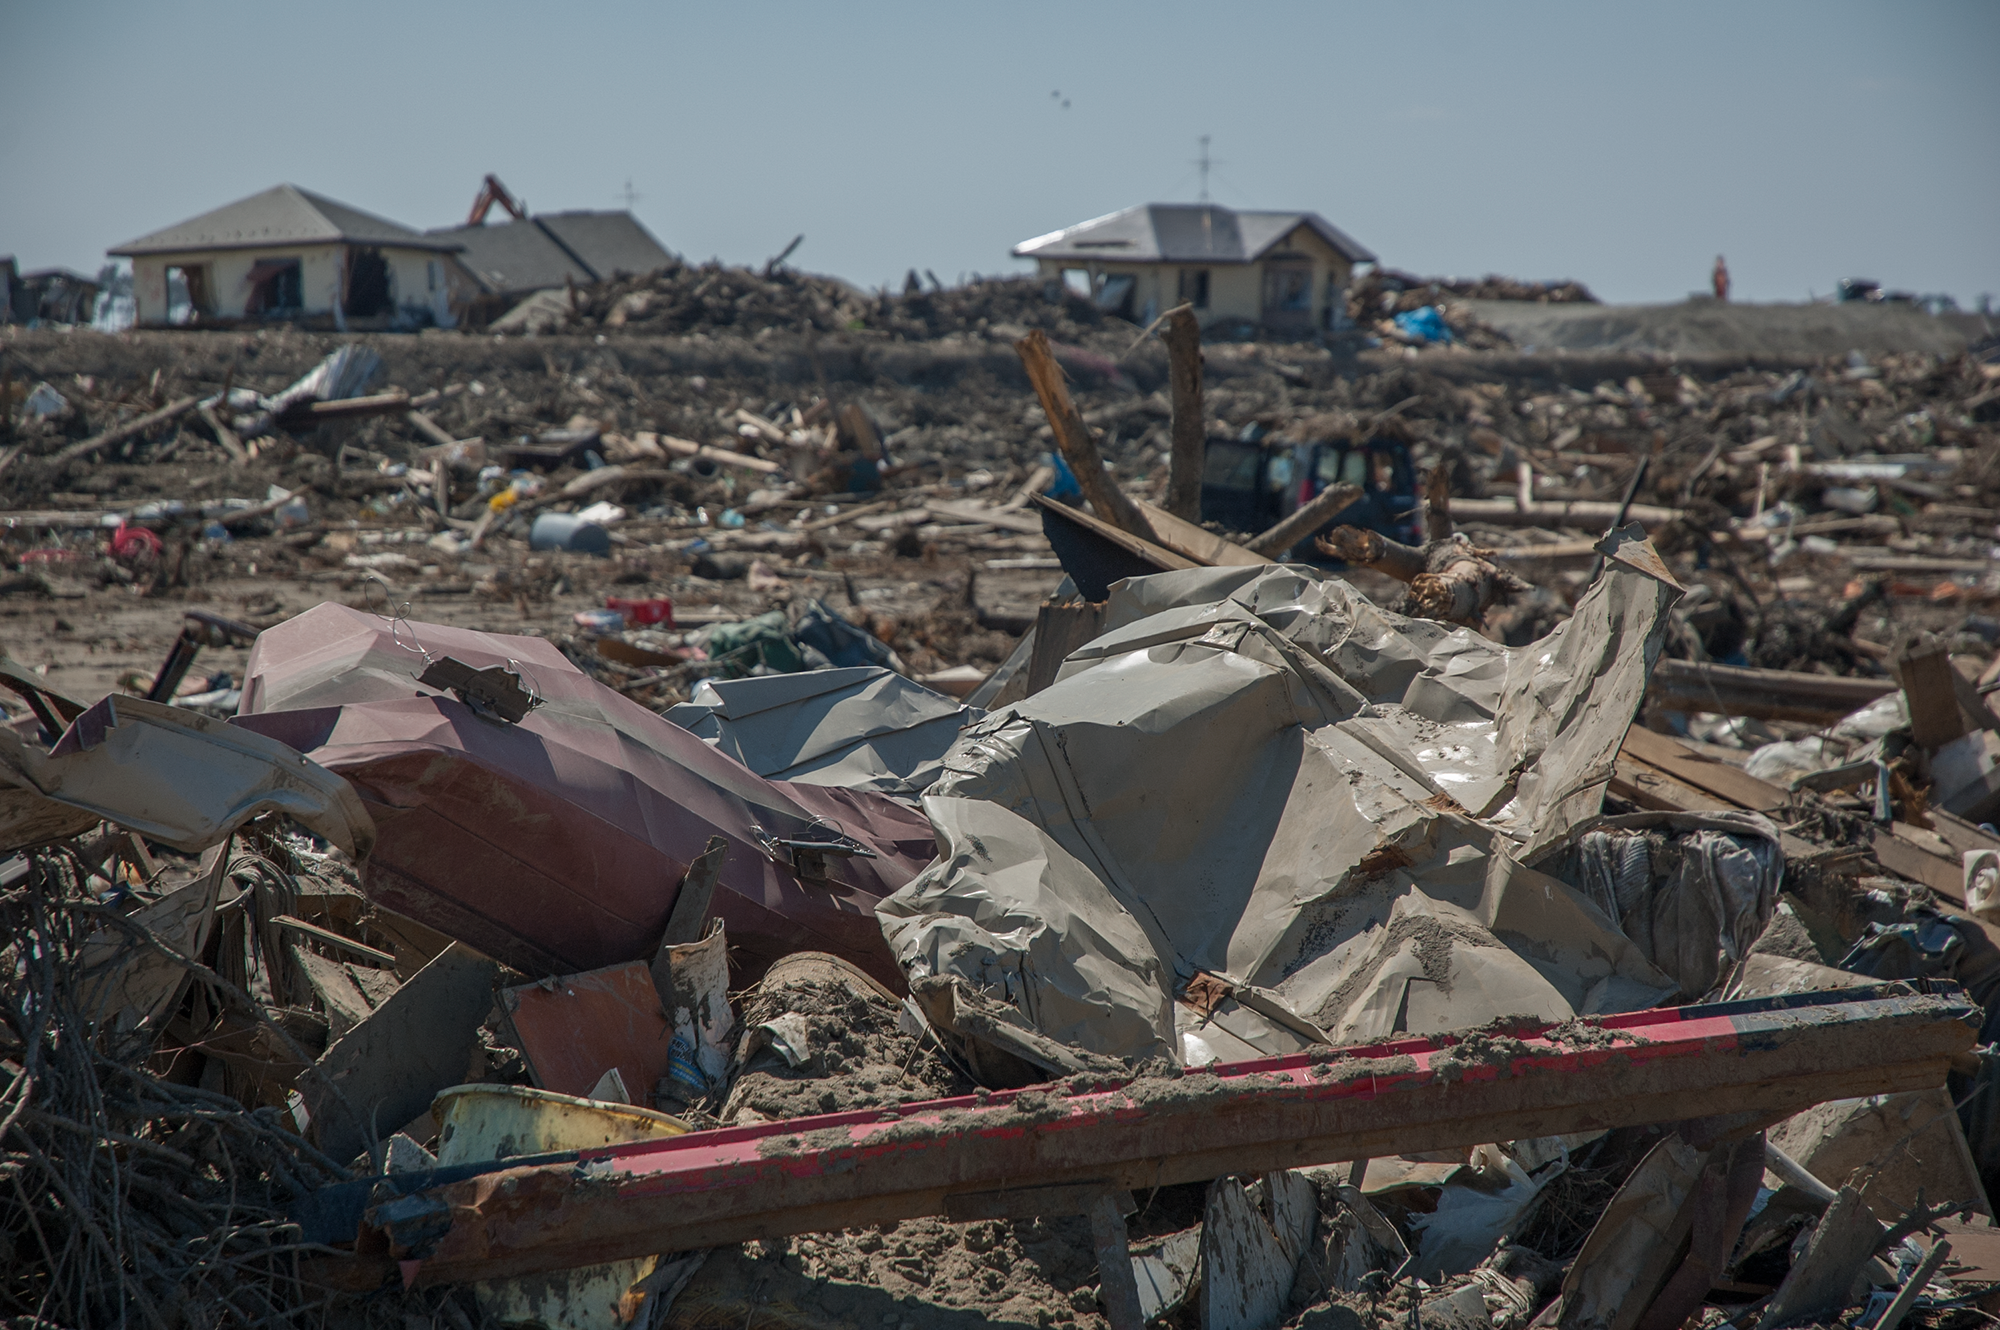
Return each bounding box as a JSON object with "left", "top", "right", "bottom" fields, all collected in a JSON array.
[{"left": 466, "top": 174, "right": 526, "bottom": 226}]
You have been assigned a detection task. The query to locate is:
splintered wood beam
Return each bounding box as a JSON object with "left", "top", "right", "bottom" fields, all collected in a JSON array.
[
  {"left": 51, "top": 395, "right": 202, "bottom": 465},
  {"left": 1245, "top": 482, "right": 1363, "bottom": 558},
  {"left": 1646, "top": 659, "right": 1897, "bottom": 726},
  {"left": 1014, "top": 330, "right": 1153, "bottom": 539},
  {"left": 308, "top": 985, "right": 1974, "bottom": 1289},
  {"left": 1162, "top": 304, "right": 1205, "bottom": 522}
]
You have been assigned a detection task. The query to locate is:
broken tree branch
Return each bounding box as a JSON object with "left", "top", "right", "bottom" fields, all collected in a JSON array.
[
  {"left": 1246, "top": 483, "right": 1364, "bottom": 558},
  {"left": 1317, "top": 526, "right": 1429, "bottom": 582},
  {"left": 1162, "top": 304, "right": 1204, "bottom": 522},
  {"left": 1317, "top": 526, "right": 1526, "bottom": 625},
  {"left": 1014, "top": 330, "right": 1153, "bottom": 539}
]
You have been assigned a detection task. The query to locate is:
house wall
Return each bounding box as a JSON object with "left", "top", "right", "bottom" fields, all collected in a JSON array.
[
  {"left": 129, "top": 244, "right": 452, "bottom": 324},
  {"left": 1033, "top": 226, "right": 1356, "bottom": 330}
]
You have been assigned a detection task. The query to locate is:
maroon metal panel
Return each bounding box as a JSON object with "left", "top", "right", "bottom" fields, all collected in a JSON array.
[{"left": 234, "top": 604, "right": 937, "bottom": 986}]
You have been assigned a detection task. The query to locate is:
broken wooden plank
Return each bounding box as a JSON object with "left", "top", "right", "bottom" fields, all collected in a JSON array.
[
  {"left": 1162, "top": 304, "right": 1204, "bottom": 523},
  {"left": 659, "top": 837, "right": 728, "bottom": 948},
  {"left": 1031, "top": 491, "right": 1198, "bottom": 602},
  {"left": 1015, "top": 330, "right": 1153, "bottom": 538},
  {"left": 1130, "top": 497, "right": 1269, "bottom": 567},
  {"left": 404, "top": 408, "right": 461, "bottom": 452},
  {"left": 197, "top": 403, "right": 248, "bottom": 463},
  {"left": 1647, "top": 659, "right": 1897, "bottom": 726},
  {"left": 290, "top": 391, "right": 412, "bottom": 422},
  {"left": 299, "top": 942, "right": 497, "bottom": 1164},
  {"left": 1870, "top": 831, "right": 1966, "bottom": 903},
  {"left": 922, "top": 499, "right": 1045, "bottom": 536},
  {"left": 272, "top": 913, "right": 397, "bottom": 966},
  {"left": 1027, "top": 599, "right": 1110, "bottom": 696},
  {"left": 1246, "top": 483, "right": 1365, "bottom": 558},
  {"left": 1896, "top": 633, "right": 1968, "bottom": 752},
  {"left": 50, "top": 395, "right": 202, "bottom": 465},
  {"left": 1620, "top": 726, "right": 1789, "bottom": 812},
  {"left": 1608, "top": 754, "right": 1818, "bottom": 861},
  {"left": 1446, "top": 497, "right": 1685, "bottom": 529}
]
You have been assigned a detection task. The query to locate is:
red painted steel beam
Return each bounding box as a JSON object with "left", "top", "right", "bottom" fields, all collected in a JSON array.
[{"left": 324, "top": 984, "right": 1976, "bottom": 1289}]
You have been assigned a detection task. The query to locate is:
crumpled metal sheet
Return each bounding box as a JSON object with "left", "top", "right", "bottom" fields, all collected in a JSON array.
[
  {"left": 662, "top": 666, "right": 981, "bottom": 797},
  {"left": 880, "top": 538, "right": 1682, "bottom": 1064},
  {"left": 232, "top": 603, "right": 936, "bottom": 986},
  {"left": 878, "top": 796, "right": 1176, "bottom": 1062},
  {"left": 0, "top": 693, "right": 373, "bottom": 857}
]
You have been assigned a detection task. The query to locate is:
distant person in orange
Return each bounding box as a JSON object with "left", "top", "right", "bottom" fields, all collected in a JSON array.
[{"left": 1713, "top": 255, "right": 1731, "bottom": 301}]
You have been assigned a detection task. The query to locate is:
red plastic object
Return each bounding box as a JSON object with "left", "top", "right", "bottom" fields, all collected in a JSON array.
[
  {"left": 605, "top": 596, "right": 673, "bottom": 627},
  {"left": 110, "top": 523, "right": 164, "bottom": 562},
  {"left": 17, "top": 548, "right": 79, "bottom": 566},
  {"left": 329, "top": 984, "right": 1976, "bottom": 1288}
]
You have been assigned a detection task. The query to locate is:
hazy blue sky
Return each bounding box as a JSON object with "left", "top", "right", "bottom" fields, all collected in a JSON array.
[{"left": 6, "top": 1, "right": 1996, "bottom": 306}]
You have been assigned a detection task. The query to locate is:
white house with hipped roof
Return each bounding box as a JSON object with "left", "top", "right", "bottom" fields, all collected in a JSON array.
[
  {"left": 1013, "top": 203, "right": 1375, "bottom": 332},
  {"left": 109, "top": 185, "right": 468, "bottom": 327}
]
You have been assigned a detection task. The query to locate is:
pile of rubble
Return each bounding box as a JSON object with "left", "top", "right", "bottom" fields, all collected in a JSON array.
[
  {"left": 4, "top": 292, "right": 2000, "bottom": 1327},
  {"left": 1349, "top": 268, "right": 1600, "bottom": 318},
  {"left": 563, "top": 266, "right": 1116, "bottom": 345}
]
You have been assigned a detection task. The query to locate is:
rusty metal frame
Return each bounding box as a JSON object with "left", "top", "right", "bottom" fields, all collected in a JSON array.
[{"left": 307, "top": 983, "right": 1976, "bottom": 1291}]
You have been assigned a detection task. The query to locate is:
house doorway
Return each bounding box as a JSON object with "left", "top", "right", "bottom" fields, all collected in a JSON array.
[
  {"left": 1261, "top": 262, "right": 1312, "bottom": 331},
  {"left": 345, "top": 248, "right": 391, "bottom": 317}
]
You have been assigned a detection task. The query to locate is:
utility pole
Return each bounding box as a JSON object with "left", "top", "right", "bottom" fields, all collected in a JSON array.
[
  {"left": 617, "top": 179, "right": 642, "bottom": 209},
  {"left": 1195, "top": 136, "right": 1212, "bottom": 203}
]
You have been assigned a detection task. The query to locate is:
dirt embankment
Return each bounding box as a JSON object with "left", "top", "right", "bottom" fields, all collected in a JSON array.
[{"left": 1461, "top": 298, "right": 1975, "bottom": 359}]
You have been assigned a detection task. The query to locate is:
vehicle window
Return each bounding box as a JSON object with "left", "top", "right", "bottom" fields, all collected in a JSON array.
[{"left": 1202, "top": 443, "right": 1262, "bottom": 489}]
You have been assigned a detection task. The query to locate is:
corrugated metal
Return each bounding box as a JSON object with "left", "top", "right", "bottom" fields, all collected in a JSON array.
[{"left": 230, "top": 603, "right": 936, "bottom": 988}]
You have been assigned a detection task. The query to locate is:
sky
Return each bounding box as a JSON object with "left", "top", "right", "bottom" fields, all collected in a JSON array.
[{"left": 5, "top": 1, "right": 1996, "bottom": 307}]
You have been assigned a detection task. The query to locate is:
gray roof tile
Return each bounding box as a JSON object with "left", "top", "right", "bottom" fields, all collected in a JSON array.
[
  {"left": 1013, "top": 204, "right": 1374, "bottom": 266},
  {"left": 109, "top": 184, "right": 459, "bottom": 256}
]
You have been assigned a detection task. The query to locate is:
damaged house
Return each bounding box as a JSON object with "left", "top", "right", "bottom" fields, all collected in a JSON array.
[
  {"left": 108, "top": 184, "right": 467, "bottom": 329},
  {"left": 425, "top": 173, "right": 676, "bottom": 327},
  {"left": 1012, "top": 202, "right": 1375, "bottom": 332}
]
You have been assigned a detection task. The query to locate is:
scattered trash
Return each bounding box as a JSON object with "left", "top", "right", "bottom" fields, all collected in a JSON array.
[{"left": 6, "top": 258, "right": 2000, "bottom": 1330}]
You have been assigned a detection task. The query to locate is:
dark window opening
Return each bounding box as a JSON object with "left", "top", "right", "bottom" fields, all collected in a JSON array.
[
  {"left": 1263, "top": 265, "right": 1311, "bottom": 312},
  {"left": 1094, "top": 273, "right": 1135, "bottom": 318},
  {"left": 246, "top": 258, "right": 302, "bottom": 315},
  {"left": 1178, "top": 268, "right": 1209, "bottom": 309},
  {"left": 345, "top": 248, "right": 391, "bottom": 316}
]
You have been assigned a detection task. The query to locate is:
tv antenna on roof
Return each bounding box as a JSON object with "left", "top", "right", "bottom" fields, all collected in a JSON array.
[
  {"left": 617, "top": 179, "right": 642, "bottom": 209},
  {"left": 1194, "top": 135, "right": 1220, "bottom": 204}
]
